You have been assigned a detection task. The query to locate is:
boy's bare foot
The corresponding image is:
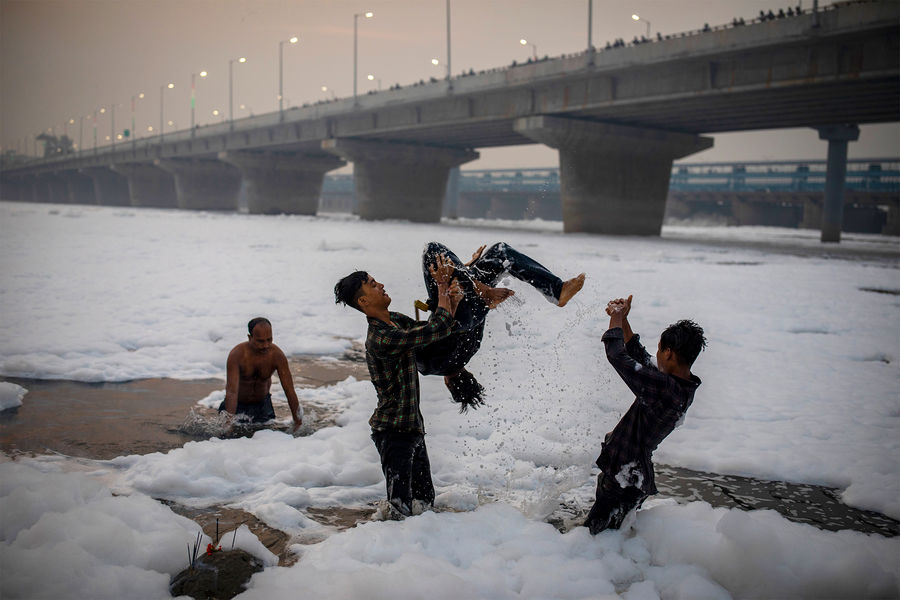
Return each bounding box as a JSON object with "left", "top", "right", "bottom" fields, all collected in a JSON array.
[
  {"left": 474, "top": 280, "right": 515, "bottom": 309},
  {"left": 484, "top": 287, "right": 514, "bottom": 309},
  {"left": 558, "top": 273, "right": 585, "bottom": 307}
]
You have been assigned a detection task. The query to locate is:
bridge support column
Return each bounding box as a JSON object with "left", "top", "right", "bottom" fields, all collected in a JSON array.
[
  {"left": 81, "top": 167, "right": 130, "bottom": 206},
  {"left": 514, "top": 116, "right": 712, "bottom": 235},
  {"left": 219, "top": 151, "right": 345, "bottom": 215},
  {"left": 156, "top": 158, "right": 241, "bottom": 211},
  {"left": 816, "top": 125, "right": 859, "bottom": 243},
  {"left": 443, "top": 167, "right": 461, "bottom": 219},
  {"left": 26, "top": 176, "right": 51, "bottom": 203},
  {"left": 63, "top": 171, "right": 97, "bottom": 205},
  {"left": 322, "top": 139, "right": 478, "bottom": 222},
  {"left": 489, "top": 195, "right": 530, "bottom": 220},
  {"left": 110, "top": 163, "right": 177, "bottom": 208},
  {"left": 48, "top": 175, "right": 72, "bottom": 204}
]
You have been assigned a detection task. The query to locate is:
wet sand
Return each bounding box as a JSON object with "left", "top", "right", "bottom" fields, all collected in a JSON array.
[
  {"left": 0, "top": 355, "right": 369, "bottom": 460},
  {"left": 2, "top": 351, "right": 897, "bottom": 545}
]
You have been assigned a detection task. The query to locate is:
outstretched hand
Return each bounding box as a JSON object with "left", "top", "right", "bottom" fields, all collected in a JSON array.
[
  {"left": 429, "top": 253, "right": 455, "bottom": 285},
  {"left": 606, "top": 295, "right": 633, "bottom": 317}
]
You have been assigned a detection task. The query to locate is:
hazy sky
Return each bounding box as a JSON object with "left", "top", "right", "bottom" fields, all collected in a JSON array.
[{"left": 2, "top": 0, "right": 897, "bottom": 170}]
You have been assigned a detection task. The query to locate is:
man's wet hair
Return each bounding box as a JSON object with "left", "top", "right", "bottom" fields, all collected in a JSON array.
[
  {"left": 660, "top": 319, "right": 707, "bottom": 367},
  {"left": 446, "top": 369, "right": 485, "bottom": 413},
  {"left": 334, "top": 271, "right": 369, "bottom": 312},
  {"left": 247, "top": 317, "right": 271, "bottom": 335}
]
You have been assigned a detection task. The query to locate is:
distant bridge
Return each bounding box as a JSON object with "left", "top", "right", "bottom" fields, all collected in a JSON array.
[
  {"left": 318, "top": 158, "right": 900, "bottom": 234},
  {"left": 1, "top": 0, "right": 898, "bottom": 242}
]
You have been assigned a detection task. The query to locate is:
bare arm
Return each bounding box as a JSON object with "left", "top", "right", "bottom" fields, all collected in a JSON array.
[
  {"left": 274, "top": 349, "right": 302, "bottom": 432},
  {"left": 223, "top": 348, "right": 241, "bottom": 416}
]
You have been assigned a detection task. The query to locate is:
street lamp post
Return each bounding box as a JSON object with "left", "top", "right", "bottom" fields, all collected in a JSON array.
[
  {"left": 353, "top": 11, "right": 373, "bottom": 107},
  {"left": 131, "top": 92, "right": 144, "bottom": 152},
  {"left": 229, "top": 57, "right": 246, "bottom": 130},
  {"left": 321, "top": 85, "right": 337, "bottom": 100},
  {"left": 110, "top": 104, "right": 116, "bottom": 151},
  {"left": 446, "top": 0, "right": 452, "bottom": 84},
  {"left": 632, "top": 14, "right": 650, "bottom": 37},
  {"left": 519, "top": 38, "right": 537, "bottom": 59},
  {"left": 191, "top": 71, "right": 207, "bottom": 133},
  {"left": 160, "top": 82, "right": 174, "bottom": 142},
  {"left": 279, "top": 36, "right": 299, "bottom": 120}
]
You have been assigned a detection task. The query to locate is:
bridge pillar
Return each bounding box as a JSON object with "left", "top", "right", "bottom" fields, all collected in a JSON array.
[
  {"left": 48, "top": 174, "right": 73, "bottom": 204},
  {"left": 514, "top": 116, "right": 713, "bottom": 235},
  {"left": 443, "top": 167, "right": 461, "bottom": 219},
  {"left": 156, "top": 158, "right": 241, "bottom": 211},
  {"left": 322, "top": 139, "right": 479, "bottom": 222},
  {"left": 219, "top": 151, "right": 345, "bottom": 215},
  {"left": 81, "top": 167, "right": 130, "bottom": 206},
  {"left": 0, "top": 176, "right": 26, "bottom": 202},
  {"left": 62, "top": 171, "right": 97, "bottom": 205},
  {"left": 30, "top": 176, "right": 52, "bottom": 203},
  {"left": 489, "top": 195, "right": 530, "bottom": 220},
  {"left": 110, "top": 163, "right": 177, "bottom": 208},
  {"left": 816, "top": 125, "right": 860, "bottom": 243}
]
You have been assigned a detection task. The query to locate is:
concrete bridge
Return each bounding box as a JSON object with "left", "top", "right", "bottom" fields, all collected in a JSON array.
[{"left": 1, "top": 0, "right": 898, "bottom": 241}]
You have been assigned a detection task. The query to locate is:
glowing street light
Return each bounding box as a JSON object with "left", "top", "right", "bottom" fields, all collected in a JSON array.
[
  {"left": 632, "top": 13, "right": 650, "bottom": 37},
  {"left": 353, "top": 11, "right": 374, "bottom": 106},
  {"left": 321, "top": 85, "right": 337, "bottom": 100},
  {"left": 191, "top": 70, "right": 208, "bottom": 131},
  {"left": 229, "top": 56, "right": 247, "bottom": 129},
  {"left": 519, "top": 38, "right": 537, "bottom": 59},
  {"left": 159, "top": 82, "right": 175, "bottom": 141},
  {"left": 279, "top": 35, "right": 299, "bottom": 119}
]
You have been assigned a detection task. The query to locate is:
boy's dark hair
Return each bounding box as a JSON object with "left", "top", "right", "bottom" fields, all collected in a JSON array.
[
  {"left": 660, "top": 319, "right": 707, "bottom": 367},
  {"left": 334, "top": 271, "right": 369, "bottom": 312},
  {"left": 247, "top": 317, "right": 271, "bottom": 335},
  {"left": 446, "top": 369, "right": 485, "bottom": 413}
]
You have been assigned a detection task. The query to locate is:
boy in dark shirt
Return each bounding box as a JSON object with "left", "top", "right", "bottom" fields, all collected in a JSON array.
[{"left": 585, "top": 295, "right": 706, "bottom": 534}]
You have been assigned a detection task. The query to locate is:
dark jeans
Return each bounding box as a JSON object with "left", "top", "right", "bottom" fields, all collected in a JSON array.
[
  {"left": 584, "top": 473, "right": 648, "bottom": 535},
  {"left": 416, "top": 241, "right": 564, "bottom": 376},
  {"left": 371, "top": 430, "right": 435, "bottom": 515},
  {"left": 218, "top": 394, "right": 276, "bottom": 423}
]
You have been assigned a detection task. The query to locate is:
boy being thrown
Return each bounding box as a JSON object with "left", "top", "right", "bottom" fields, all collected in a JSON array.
[{"left": 585, "top": 295, "right": 706, "bottom": 534}]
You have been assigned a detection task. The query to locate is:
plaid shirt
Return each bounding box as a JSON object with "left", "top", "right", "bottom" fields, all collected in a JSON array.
[
  {"left": 366, "top": 307, "right": 453, "bottom": 433},
  {"left": 598, "top": 327, "right": 701, "bottom": 494}
]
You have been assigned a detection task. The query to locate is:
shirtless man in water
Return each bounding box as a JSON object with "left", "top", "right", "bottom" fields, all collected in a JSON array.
[{"left": 220, "top": 317, "right": 302, "bottom": 432}]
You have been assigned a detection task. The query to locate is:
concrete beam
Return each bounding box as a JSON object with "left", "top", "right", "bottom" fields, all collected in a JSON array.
[
  {"left": 80, "top": 167, "right": 130, "bottom": 206},
  {"left": 110, "top": 163, "right": 177, "bottom": 208},
  {"left": 322, "top": 139, "right": 478, "bottom": 223},
  {"left": 156, "top": 158, "right": 241, "bottom": 211},
  {"left": 514, "top": 115, "right": 713, "bottom": 235},
  {"left": 219, "top": 150, "right": 345, "bottom": 215},
  {"left": 817, "top": 125, "right": 860, "bottom": 243}
]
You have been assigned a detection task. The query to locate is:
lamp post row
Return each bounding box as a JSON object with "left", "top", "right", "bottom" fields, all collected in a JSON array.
[{"left": 33, "top": 3, "right": 617, "bottom": 152}]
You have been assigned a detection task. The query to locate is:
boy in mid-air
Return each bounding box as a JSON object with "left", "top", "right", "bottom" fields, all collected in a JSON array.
[{"left": 585, "top": 295, "right": 706, "bottom": 534}]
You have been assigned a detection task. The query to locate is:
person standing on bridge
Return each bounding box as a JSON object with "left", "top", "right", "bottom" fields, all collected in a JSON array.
[
  {"left": 219, "top": 317, "right": 303, "bottom": 433},
  {"left": 584, "top": 296, "right": 705, "bottom": 534},
  {"left": 415, "top": 241, "right": 585, "bottom": 411}
]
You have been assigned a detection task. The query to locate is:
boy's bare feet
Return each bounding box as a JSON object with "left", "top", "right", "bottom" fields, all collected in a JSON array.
[
  {"left": 558, "top": 273, "right": 585, "bottom": 307},
  {"left": 473, "top": 280, "right": 515, "bottom": 309}
]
